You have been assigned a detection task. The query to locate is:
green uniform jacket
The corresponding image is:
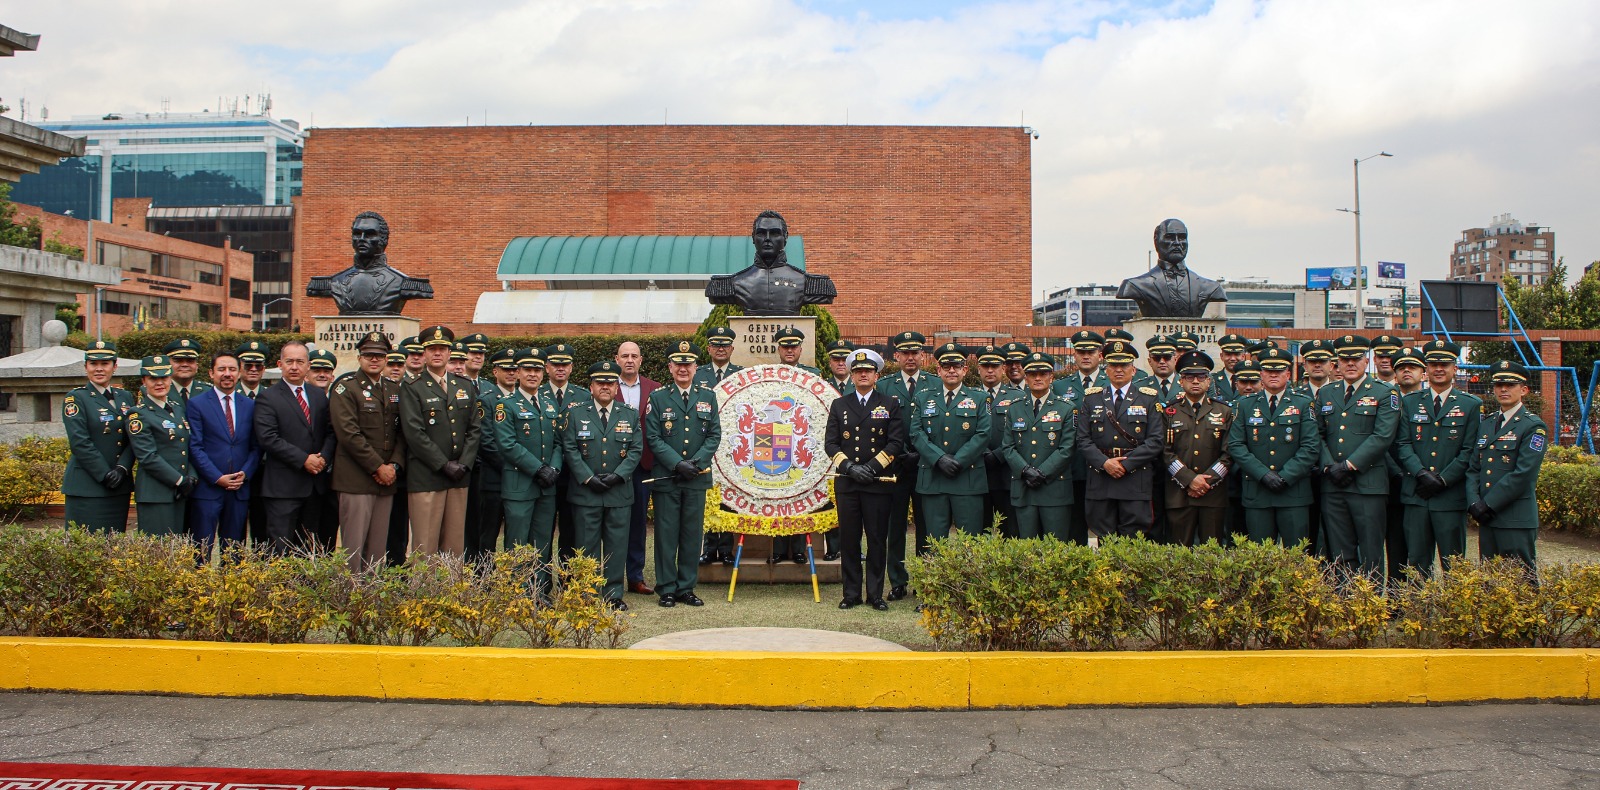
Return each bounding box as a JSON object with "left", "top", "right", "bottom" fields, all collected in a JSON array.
[
  {"left": 399, "top": 371, "right": 483, "bottom": 492},
  {"left": 692, "top": 363, "right": 743, "bottom": 390},
  {"left": 644, "top": 384, "right": 721, "bottom": 491},
  {"left": 61, "top": 385, "right": 137, "bottom": 498},
  {"left": 1227, "top": 391, "right": 1321, "bottom": 507},
  {"left": 1465, "top": 406, "right": 1548, "bottom": 530},
  {"left": 328, "top": 371, "right": 407, "bottom": 496},
  {"left": 1210, "top": 369, "right": 1238, "bottom": 404},
  {"left": 562, "top": 400, "right": 643, "bottom": 507},
  {"left": 127, "top": 398, "right": 194, "bottom": 503},
  {"left": 1052, "top": 371, "right": 1103, "bottom": 480},
  {"left": 999, "top": 391, "right": 1077, "bottom": 506},
  {"left": 539, "top": 382, "right": 592, "bottom": 421},
  {"left": 476, "top": 386, "right": 514, "bottom": 491},
  {"left": 1147, "top": 376, "right": 1180, "bottom": 405},
  {"left": 1314, "top": 376, "right": 1400, "bottom": 495},
  {"left": 907, "top": 385, "right": 991, "bottom": 495},
  {"left": 877, "top": 372, "right": 938, "bottom": 476},
  {"left": 1394, "top": 388, "right": 1482, "bottom": 510},
  {"left": 494, "top": 389, "right": 564, "bottom": 502},
  {"left": 172, "top": 381, "right": 212, "bottom": 407},
  {"left": 981, "top": 384, "right": 1025, "bottom": 453},
  {"left": 1161, "top": 396, "right": 1234, "bottom": 509}
]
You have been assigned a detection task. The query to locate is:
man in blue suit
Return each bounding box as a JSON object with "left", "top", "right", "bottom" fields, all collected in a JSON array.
[{"left": 186, "top": 351, "right": 258, "bottom": 563}]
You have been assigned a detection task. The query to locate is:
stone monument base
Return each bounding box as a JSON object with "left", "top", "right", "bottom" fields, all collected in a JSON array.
[
  {"left": 313, "top": 315, "right": 419, "bottom": 375},
  {"left": 729, "top": 315, "right": 816, "bottom": 368},
  {"left": 1121, "top": 316, "right": 1228, "bottom": 362}
]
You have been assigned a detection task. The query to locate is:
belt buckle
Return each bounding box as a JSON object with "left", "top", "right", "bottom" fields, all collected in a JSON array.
[{"left": 1110, "top": 448, "right": 1125, "bottom": 458}]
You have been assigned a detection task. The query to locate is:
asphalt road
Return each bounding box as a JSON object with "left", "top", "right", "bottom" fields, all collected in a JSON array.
[{"left": 0, "top": 693, "right": 1596, "bottom": 789}]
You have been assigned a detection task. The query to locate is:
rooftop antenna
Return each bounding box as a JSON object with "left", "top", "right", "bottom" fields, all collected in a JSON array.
[{"left": 160, "top": 97, "right": 170, "bottom": 116}]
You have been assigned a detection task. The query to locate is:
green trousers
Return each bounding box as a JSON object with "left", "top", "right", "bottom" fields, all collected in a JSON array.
[
  {"left": 1014, "top": 504, "right": 1072, "bottom": 541},
  {"left": 503, "top": 493, "right": 557, "bottom": 590},
  {"left": 652, "top": 487, "right": 706, "bottom": 598},
  {"left": 64, "top": 494, "right": 129, "bottom": 534},
  {"left": 1478, "top": 525, "right": 1538, "bottom": 574},
  {"left": 1403, "top": 506, "right": 1467, "bottom": 577},
  {"left": 1322, "top": 490, "right": 1388, "bottom": 577},
  {"left": 573, "top": 504, "right": 630, "bottom": 600},
  {"left": 1246, "top": 506, "right": 1311, "bottom": 549},
  {"left": 135, "top": 501, "right": 185, "bottom": 537},
  {"left": 922, "top": 493, "right": 986, "bottom": 540}
]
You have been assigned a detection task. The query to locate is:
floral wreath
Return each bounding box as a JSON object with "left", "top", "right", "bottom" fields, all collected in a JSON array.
[{"left": 702, "top": 478, "right": 839, "bottom": 537}]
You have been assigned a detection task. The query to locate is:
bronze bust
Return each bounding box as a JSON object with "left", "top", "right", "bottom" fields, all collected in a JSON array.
[
  {"left": 306, "top": 211, "right": 434, "bottom": 315},
  {"left": 706, "top": 210, "right": 836, "bottom": 316},
  {"left": 1116, "top": 218, "right": 1227, "bottom": 318}
]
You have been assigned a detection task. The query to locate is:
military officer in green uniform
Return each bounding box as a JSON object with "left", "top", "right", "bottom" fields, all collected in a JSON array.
[
  {"left": 1002, "top": 341, "right": 1030, "bottom": 387},
  {"left": 824, "top": 338, "right": 856, "bottom": 393},
  {"left": 1466, "top": 360, "right": 1548, "bottom": 573},
  {"left": 1228, "top": 347, "right": 1321, "bottom": 547},
  {"left": 233, "top": 340, "right": 269, "bottom": 547},
  {"left": 562, "top": 360, "right": 643, "bottom": 609},
  {"left": 877, "top": 330, "right": 936, "bottom": 599},
  {"left": 1144, "top": 335, "right": 1180, "bottom": 403},
  {"left": 62, "top": 339, "right": 137, "bottom": 533},
  {"left": 1161, "top": 351, "right": 1234, "bottom": 545},
  {"left": 1000, "top": 352, "right": 1077, "bottom": 540},
  {"left": 1381, "top": 346, "right": 1425, "bottom": 580},
  {"left": 1370, "top": 335, "right": 1403, "bottom": 386},
  {"left": 308, "top": 349, "right": 338, "bottom": 391},
  {"left": 1393, "top": 340, "right": 1480, "bottom": 575},
  {"left": 461, "top": 333, "right": 491, "bottom": 389},
  {"left": 692, "top": 326, "right": 743, "bottom": 390},
  {"left": 399, "top": 325, "right": 482, "bottom": 557},
  {"left": 1170, "top": 332, "right": 1199, "bottom": 354},
  {"left": 466, "top": 347, "right": 517, "bottom": 564},
  {"left": 127, "top": 355, "right": 196, "bottom": 536},
  {"left": 907, "top": 343, "right": 991, "bottom": 538},
  {"left": 1294, "top": 339, "right": 1337, "bottom": 399},
  {"left": 384, "top": 350, "right": 406, "bottom": 381},
  {"left": 1210, "top": 334, "right": 1250, "bottom": 404},
  {"left": 1054, "top": 329, "right": 1106, "bottom": 544},
  {"left": 400, "top": 336, "right": 425, "bottom": 382},
  {"left": 542, "top": 343, "right": 592, "bottom": 564},
  {"left": 446, "top": 341, "right": 469, "bottom": 376},
  {"left": 1314, "top": 335, "right": 1401, "bottom": 577},
  {"left": 495, "top": 347, "right": 563, "bottom": 591},
  {"left": 645, "top": 341, "right": 721, "bottom": 607},
  {"left": 162, "top": 338, "right": 210, "bottom": 405},
  {"left": 773, "top": 326, "right": 820, "bottom": 375},
  {"left": 975, "top": 344, "right": 1024, "bottom": 537}
]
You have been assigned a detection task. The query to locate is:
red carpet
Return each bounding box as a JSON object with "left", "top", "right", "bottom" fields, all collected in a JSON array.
[{"left": 0, "top": 762, "right": 797, "bottom": 790}]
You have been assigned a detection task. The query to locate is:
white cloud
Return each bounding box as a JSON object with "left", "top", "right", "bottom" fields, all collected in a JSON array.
[{"left": 7, "top": 0, "right": 1599, "bottom": 298}]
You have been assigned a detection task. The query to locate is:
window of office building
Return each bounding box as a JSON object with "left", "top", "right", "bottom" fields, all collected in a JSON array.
[
  {"left": 101, "top": 293, "right": 223, "bottom": 325},
  {"left": 230, "top": 278, "right": 251, "bottom": 301},
  {"left": 96, "top": 243, "right": 223, "bottom": 286},
  {"left": 110, "top": 151, "right": 267, "bottom": 207},
  {"left": 275, "top": 141, "right": 302, "bottom": 203},
  {"left": 9, "top": 155, "right": 101, "bottom": 218}
]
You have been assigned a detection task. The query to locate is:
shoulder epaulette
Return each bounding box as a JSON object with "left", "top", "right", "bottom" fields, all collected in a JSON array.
[
  {"left": 1085, "top": 386, "right": 1104, "bottom": 395},
  {"left": 1138, "top": 386, "right": 1159, "bottom": 397}
]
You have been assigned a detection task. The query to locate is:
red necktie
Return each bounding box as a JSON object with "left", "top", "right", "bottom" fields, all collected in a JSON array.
[
  {"left": 295, "top": 386, "right": 310, "bottom": 424},
  {"left": 223, "top": 393, "right": 234, "bottom": 437}
]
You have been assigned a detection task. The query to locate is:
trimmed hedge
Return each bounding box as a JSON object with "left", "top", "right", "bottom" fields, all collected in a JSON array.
[
  {"left": 1538, "top": 445, "right": 1600, "bottom": 538},
  {"left": 66, "top": 328, "right": 314, "bottom": 368}
]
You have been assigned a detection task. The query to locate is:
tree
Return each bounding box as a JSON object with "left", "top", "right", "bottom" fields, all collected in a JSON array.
[{"left": 0, "top": 183, "right": 43, "bottom": 249}]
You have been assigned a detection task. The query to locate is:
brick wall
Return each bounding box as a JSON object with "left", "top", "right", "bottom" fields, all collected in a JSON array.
[{"left": 296, "top": 125, "right": 1032, "bottom": 336}]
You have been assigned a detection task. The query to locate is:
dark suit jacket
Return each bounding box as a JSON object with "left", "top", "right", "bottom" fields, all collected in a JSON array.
[
  {"left": 188, "top": 388, "right": 259, "bottom": 502},
  {"left": 621, "top": 376, "right": 660, "bottom": 472},
  {"left": 253, "top": 380, "right": 335, "bottom": 499}
]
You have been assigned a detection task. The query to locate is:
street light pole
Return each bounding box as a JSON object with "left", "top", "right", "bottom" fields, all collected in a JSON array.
[
  {"left": 260, "top": 297, "right": 292, "bottom": 331},
  {"left": 1340, "top": 152, "right": 1393, "bottom": 330}
]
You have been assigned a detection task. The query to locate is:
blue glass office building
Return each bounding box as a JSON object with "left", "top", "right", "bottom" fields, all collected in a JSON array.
[{"left": 11, "top": 112, "right": 303, "bottom": 220}]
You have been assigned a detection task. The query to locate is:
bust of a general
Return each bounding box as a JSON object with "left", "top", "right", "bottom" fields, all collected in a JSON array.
[
  {"left": 306, "top": 211, "right": 434, "bottom": 316},
  {"left": 1116, "top": 218, "right": 1227, "bottom": 318},
  {"left": 705, "top": 210, "right": 837, "bottom": 316}
]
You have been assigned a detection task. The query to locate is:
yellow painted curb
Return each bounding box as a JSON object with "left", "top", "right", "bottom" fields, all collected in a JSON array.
[{"left": 0, "top": 639, "right": 1593, "bottom": 708}]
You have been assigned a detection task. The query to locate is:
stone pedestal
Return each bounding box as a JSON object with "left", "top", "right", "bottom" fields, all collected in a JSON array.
[
  {"left": 728, "top": 316, "right": 816, "bottom": 368},
  {"left": 313, "top": 315, "right": 419, "bottom": 375},
  {"left": 1121, "top": 316, "right": 1229, "bottom": 362}
]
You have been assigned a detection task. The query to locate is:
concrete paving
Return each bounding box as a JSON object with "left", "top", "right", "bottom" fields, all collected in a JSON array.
[
  {"left": 0, "top": 693, "right": 1596, "bottom": 788},
  {"left": 630, "top": 627, "right": 910, "bottom": 652}
]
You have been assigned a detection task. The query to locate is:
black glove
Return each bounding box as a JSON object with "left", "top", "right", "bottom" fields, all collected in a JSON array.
[
  {"left": 1468, "top": 501, "right": 1496, "bottom": 526},
  {"left": 101, "top": 466, "right": 126, "bottom": 490},
  {"left": 1262, "top": 472, "right": 1287, "bottom": 492},
  {"left": 598, "top": 472, "right": 625, "bottom": 489},
  {"left": 981, "top": 450, "right": 997, "bottom": 464},
  {"left": 674, "top": 460, "right": 700, "bottom": 482},
  {"left": 174, "top": 476, "right": 195, "bottom": 498},
  {"left": 442, "top": 460, "right": 469, "bottom": 483},
  {"left": 585, "top": 476, "right": 612, "bottom": 493},
  {"left": 1020, "top": 467, "right": 1048, "bottom": 489},
  {"left": 1325, "top": 463, "right": 1353, "bottom": 488},
  {"left": 535, "top": 465, "right": 560, "bottom": 488},
  {"left": 935, "top": 454, "right": 962, "bottom": 477},
  {"left": 1415, "top": 470, "right": 1446, "bottom": 499},
  {"left": 848, "top": 463, "right": 878, "bottom": 485}
]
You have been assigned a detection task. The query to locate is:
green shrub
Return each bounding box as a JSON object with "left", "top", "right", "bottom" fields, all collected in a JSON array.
[
  {"left": 694, "top": 303, "right": 841, "bottom": 369},
  {"left": 65, "top": 329, "right": 314, "bottom": 373},
  {"left": 0, "top": 439, "right": 68, "bottom": 513},
  {"left": 1537, "top": 450, "right": 1600, "bottom": 538}
]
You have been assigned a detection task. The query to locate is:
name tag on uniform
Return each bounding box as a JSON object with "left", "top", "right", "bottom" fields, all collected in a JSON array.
[
  {"left": 1012, "top": 419, "right": 1026, "bottom": 430},
  {"left": 1412, "top": 414, "right": 1430, "bottom": 423},
  {"left": 1247, "top": 417, "right": 1264, "bottom": 425},
  {"left": 578, "top": 430, "right": 592, "bottom": 439},
  {"left": 1322, "top": 404, "right": 1334, "bottom": 413},
  {"left": 1127, "top": 406, "right": 1146, "bottom": 416}
]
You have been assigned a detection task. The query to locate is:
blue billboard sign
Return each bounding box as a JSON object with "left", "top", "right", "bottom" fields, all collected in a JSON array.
[
  {"left": 1305, "top": 266, "right": 1367, "bottom": 290},
  {"left": 1378, "top": 261, "right": 1406, "bottom": 279}
]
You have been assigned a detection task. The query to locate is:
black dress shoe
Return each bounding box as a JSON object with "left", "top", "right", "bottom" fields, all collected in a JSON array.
[
  {"left": 839, "top": 599, "right": 861, "bottom": 610},
  {"left": 766, "top": 553, "right": 782, "bottom": 564},
  {"left": 721, "top": 553, "right": 737, "bottom": 566},
  {"left": 676, "top": 592, "right": 704, "bottom": 607},
  {"left": 888, "top": 585, "right": 907, "bottom": 601},
  {"left": 658, "top": 596, "right": 676, "bottom": 608},
  {"left": 606, "top": 598, "right": 629, "bottom": 612},
  {"left": 870, "top": 599, "right": 889, "bottom": 611},
  {"left": 792, "top": 551, "right": 808, "bottom": 564},
  {"left": 699, "top": 551, "right": 715, "bottom": 565},
  {"left": 823, "top": 550, "right": 841, "bottom": 562}
]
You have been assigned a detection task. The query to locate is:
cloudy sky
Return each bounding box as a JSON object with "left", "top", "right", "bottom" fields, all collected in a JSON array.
[{"left": 7, "top": 0, "right": 1598, "bottom": 302}]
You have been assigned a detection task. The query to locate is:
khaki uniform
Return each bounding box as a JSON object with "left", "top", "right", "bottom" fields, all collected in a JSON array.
[
  {"left": 399, "top": 371, "right": 482, "bottom": 555},
  {"left": 329, "top": 371, "right": 407, "bottom": 569},
  {"left": 1161, "top": 396, "right": 1233, "bottom": 545}
]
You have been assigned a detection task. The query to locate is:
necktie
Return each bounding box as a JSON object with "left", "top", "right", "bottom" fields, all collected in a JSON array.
[
  {"left": 861, "top": 394, "right": 870, "bottom": 408},
  {"left": 716, "top": 367, "right": 725, "bottom": 381},
  {"left": 1492, "top": 412, "right": 1505, "bottom": 434},
  {"left": 555, "top": 388, "right": 565, "bottom": 409},
  {"left": 1269, "top": 395, "right": 1278, "bottom": 414},
  {"left": 1434, "top": 394, "right": 1444, "bottom": 417},
  {"left": 906, "top": 376, "right": 916, "bottom": 392},
  {"left": 223, "top": 393, "right": 234, "bottom": 437},
  {"left": 1083, "top": 375, "right": 1092, "bottom": 390},
  {"left": 1114, "top": 389, "right": 1124, "bottom": 413},
  {"left": 246, "top": 389, "right": 256, "bottom": 400},
  {"left": 295, "top": 386, "right": 310, "bottom": 423},
  {"left": 1345, "top": 384, "right": 1356, "bottom": 404},
  {"left": 1033, "top": 398, "right": 1042, "bottom": 417},
  {"left": 946, "top": 390, "right": 955, "bottom": 408},
  {"left": 599, "top": 407, "right": 609, "bottom": 431}
]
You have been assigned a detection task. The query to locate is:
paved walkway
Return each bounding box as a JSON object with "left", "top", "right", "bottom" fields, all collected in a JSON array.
[
  {"left": 1, "top": 693, "right": 1596, "bottom": 788},
  {"left": 630, "top": 627, "right": 909, "bottom": 652}
]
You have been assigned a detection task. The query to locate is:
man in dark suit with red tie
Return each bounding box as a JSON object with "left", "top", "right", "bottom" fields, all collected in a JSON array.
[
  {"left": 253, "top": 341, "right": 336, "bottom": 554},
  {"left": 186, "top": 351, "right": 258, "bottom": 563}
]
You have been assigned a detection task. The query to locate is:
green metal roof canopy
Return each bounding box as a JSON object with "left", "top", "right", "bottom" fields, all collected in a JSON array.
[{"left": 497, "top": 235, "right": 806, "bottom": 280}]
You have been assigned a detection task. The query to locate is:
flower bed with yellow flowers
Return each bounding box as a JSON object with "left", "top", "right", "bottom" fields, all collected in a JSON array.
[{"left": 702, "top": 480, "right": 839, "bottom": 537}]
